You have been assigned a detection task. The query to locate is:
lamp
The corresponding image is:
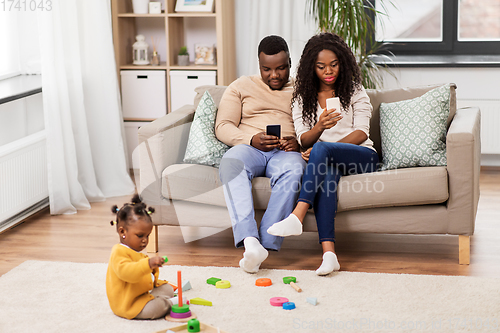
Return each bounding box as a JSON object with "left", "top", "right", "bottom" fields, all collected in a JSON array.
[{"left": 133, "top": 35, "right": 150, "bottom": 65}]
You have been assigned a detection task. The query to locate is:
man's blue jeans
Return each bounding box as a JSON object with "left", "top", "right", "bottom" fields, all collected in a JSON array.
[
  {"left": 298, "top": 142, "right": 379, "bottom": 243},
  {"left": 219, "top": 144, "right": 306, "bottom": 250}
]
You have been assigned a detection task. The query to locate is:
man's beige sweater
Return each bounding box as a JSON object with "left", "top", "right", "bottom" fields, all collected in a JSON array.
[{"left": 215, "top": 75, "right": 295, "bottom": 147}]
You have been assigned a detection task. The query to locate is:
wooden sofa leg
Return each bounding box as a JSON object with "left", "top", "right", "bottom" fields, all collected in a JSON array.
[
  {"left": 147, "top": 225, "right": 158, "bottom": 253},
  {"left": 459, "top": 235, "right": 470, "bottom": 265}
]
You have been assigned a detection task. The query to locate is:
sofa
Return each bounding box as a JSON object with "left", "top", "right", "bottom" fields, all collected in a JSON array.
[{"left": 137, "top": 83, "right": 480, "bottom": 265}]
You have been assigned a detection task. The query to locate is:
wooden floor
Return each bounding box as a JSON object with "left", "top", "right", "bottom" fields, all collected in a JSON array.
[{"left": 1, "top": 170, "right": 499, "bottom": 277}]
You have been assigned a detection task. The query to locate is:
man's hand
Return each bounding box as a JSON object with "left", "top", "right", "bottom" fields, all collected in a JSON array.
[
  {"left": 251, "top": 132, "right": 280, "bottom": 152},
  {"left": 280, "top": 136, "right": 300, "bottom": 152}
]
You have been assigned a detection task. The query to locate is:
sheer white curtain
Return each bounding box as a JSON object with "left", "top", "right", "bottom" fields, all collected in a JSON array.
[
  {"left": 38, "top": 0, "right": 135, "bottom": 214},
  {"left": 0, "top": 11, "right": 21, "bottom": 79},
  {"left": 234, "top": 0, "right": 318, "bottom": 77}
]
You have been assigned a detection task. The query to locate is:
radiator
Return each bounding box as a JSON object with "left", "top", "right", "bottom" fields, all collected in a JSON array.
[
  {"left": 458, "top": 100, "right": 500, "bottom": 154},
  {"left": 0, "top": 130, "right": 48, "bottom": 228}
]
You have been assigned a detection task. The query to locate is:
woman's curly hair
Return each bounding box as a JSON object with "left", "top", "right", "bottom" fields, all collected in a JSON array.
[{"left": 292, "top": 32, "right": 362, "bottom": 128}]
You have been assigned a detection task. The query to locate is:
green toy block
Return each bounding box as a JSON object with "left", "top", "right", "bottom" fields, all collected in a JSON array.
[
  {"left": 206, "top": 277, "right": 221, "bottom": 285},
  {"left": 189, "top": 297, "right": 212, "bottom": 306},
  {"left": 283, "top": 276, "right": 297, "bottom": 284},
  {"left": 171, "top": 304, "right": 190, "bottom": 313},
  {"left": 162, "top": 256, "right": 168, "bottom": 263},
  {"left": 187, "top": 318, "right": 200, "bottom": 332}
]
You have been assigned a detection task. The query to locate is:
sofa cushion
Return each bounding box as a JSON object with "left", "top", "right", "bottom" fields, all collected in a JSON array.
[
  {"left": 193, "top": 85, "right": 227, "bottom": 109},
  {"left": 336, "top": 166, "right": 449, "bottom": 211},
  {"left": 366, "top": 83, "right": 456, "bottom": 159},
  {"left": 183, "top": 91, "right": 230, "bottom": 167},
  {"left": 162, "top": 164, "right": 449, "bottom": 212},
  {"left": 379, "top": 84, "right": 452, "bottom": 171},
  {"left": 162, "top": 164, "right": 271, "bottom": 210}
]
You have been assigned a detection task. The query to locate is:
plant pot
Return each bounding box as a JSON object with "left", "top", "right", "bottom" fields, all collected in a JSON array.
[
  {"left": 177, "top": 54, "right": 190, "bottom": 66},
  {"left": 132, "top": 0, "right": 150, "bottom": 14}
]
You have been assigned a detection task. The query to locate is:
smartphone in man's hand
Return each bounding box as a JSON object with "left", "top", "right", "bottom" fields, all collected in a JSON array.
[{"left": 266, "top": 124, "right": 281, "bottom": 138}]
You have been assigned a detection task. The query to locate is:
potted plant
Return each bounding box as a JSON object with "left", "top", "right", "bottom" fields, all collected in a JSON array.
[
  {"left": 178, "top": 46, "right": 190, "bottom": 66},
  {"left": 306, "top": 0, "right": 395, "bottom": 89}
]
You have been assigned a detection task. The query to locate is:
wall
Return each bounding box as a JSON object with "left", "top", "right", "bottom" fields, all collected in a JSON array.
[{"left": 380, "top": 67, "right": 500, "bottom": 166}]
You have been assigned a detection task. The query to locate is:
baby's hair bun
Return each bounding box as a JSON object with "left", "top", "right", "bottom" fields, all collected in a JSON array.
[
  {"left": 110, "top": 221, "right": 116, "bottom": 226},
  {"left": 111, "top": 205, "right": 119, "bottom": 214},
  {"left": 148, "top": 207, "right": 155, "bottom": 214},
  {"left": 131, "top": 194, "right": 142, "bottom": 205}
]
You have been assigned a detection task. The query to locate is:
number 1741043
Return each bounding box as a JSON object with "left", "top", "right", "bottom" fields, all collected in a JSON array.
[{"left": 1, "top": 0, "right": 52, "bottom": 11}]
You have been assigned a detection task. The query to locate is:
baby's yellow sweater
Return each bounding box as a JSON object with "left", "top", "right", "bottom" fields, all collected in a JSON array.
[{"left": 106, "top": 244, "right": 167, "bottom": 319}]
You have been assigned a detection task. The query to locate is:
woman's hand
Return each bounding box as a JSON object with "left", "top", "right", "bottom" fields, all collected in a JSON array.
[
  {"left": 301, "top": 147, "right": 312, "bottom": 162},
  {"left": 315, "top": 108, "right": 342, "bottom": 132},
  {"left": 149, "top": 256, "right": 165, "bottom": 270}
]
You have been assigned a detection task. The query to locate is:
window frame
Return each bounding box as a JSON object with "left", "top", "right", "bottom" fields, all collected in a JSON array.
[{"left": 372, "top": 0, "right": 500, "bottom": 56}]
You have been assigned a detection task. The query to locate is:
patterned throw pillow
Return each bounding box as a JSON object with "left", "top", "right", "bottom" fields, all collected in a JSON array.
[
  {"left": 379, "top": 84, "right": 451, "bottom": 171},
  {"left": 183, "top": 91, "right": 230, "bottom": 167}
]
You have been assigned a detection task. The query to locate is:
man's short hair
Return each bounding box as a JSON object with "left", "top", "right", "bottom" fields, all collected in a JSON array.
[{"left": 258, "top": 35, "right": 290, "bottom": 57}]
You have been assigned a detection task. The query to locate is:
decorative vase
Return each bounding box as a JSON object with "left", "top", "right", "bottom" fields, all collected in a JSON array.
[
  {"left": 132, "top": 0, "right": 150, "bottom": 14},
  {"left": 177, "top": 54, "right": 190, "bottom": 66},
  {"left": 151, "top": 51, "right": 160, "bottom": 66}
]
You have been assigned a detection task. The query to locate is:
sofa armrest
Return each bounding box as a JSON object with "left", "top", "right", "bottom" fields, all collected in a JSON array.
[
  {"left": 137, "top": 105, "right": 196, "bottom": 194},
  {"left": 446, "top": 107, "right": 481, "bottom": 235}
]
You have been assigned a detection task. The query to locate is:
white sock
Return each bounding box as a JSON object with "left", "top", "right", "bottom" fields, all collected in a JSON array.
[
  {"left": 239, "top": 237, "right": 268, "bottom": 273},
  {"left": 266, "top": 214, "right": 303, "bottom": 237},
  {"left": 315, "top": 251, "right": 340, "bottom": 276},
  {"left": 169, "top": 296, "right": 178, "bottom": 306}
]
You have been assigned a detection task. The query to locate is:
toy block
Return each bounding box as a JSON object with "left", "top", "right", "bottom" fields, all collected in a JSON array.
[
  {"left": 290, "top": 281, "right": 302, "bottom": 292},
  {"left": 206, "top": 277, "right": 221, "bottom": 285},
  {"left": 306, "top": 297, "right": 317, "bottom": 306},
  {"left": 187, "top": 318, "right": 200, "bottom": 332},
  {"left": 215, "top": 280, "right": 231, "bottom": 289},
  {"left": 182, "top": 280, "right": 192, "bottom": 291},
  {"left": 189, "top": 297, "right": 212, "bottom": 306},
  {"left": 283, "top": 302, "right": 296, "bottom": 310},
  {"left": 270, "top": 297, "right": 289, "bottom": 306},
  {"left": 255, "top": 278, "right": 272, "bottom": 287}
]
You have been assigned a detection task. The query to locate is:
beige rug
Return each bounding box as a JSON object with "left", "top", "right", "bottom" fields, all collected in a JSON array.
[{"left": 0, "top": 261, "right": 499, "bottom": 333}]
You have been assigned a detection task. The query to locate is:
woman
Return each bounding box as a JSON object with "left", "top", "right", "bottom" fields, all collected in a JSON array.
[{"left": 267, "top": 32, "right": 379, "bottom": 275}]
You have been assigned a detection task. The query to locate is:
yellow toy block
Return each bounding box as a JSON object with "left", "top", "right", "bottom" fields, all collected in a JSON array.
[{"left": 189, "top": 297, "right": 212, "bottom": 306}]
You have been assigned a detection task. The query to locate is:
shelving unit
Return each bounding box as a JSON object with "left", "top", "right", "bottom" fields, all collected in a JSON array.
[{"left": 110, "top": 0, "right": 236, "bottom": 117}]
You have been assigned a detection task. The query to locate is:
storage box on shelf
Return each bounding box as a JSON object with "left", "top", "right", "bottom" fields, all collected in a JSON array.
[
  {"left": 120, "top": 70, "right": 167, "bottom": 120},
  {"left": 169, "top": 70, "right": 216, "bottom": 111}
]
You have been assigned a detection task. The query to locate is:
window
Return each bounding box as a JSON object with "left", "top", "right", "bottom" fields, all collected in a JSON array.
[
  {"left": 0, "top": 11, "right": 21, "bottom": 79},
  {"left": 373, "top": 0, "right": 500, "bottom": 55}
]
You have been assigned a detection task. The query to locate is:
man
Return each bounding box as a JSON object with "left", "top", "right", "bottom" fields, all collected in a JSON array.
[{"left": 215, "top": 35, "right": 306, "bottom": 273}]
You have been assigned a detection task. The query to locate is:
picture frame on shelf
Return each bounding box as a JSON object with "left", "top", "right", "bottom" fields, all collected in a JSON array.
[
  {"left": 174, "top": 0, "right": 214, "bottom": 13},
  {"left": 194, "top": 44, "right": 216, "bottom": 65}
]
